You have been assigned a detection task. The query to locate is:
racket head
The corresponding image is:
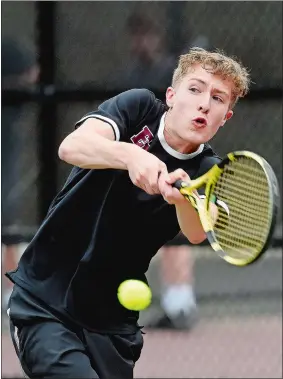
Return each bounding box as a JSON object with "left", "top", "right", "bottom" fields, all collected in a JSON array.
[{"left": 205, "top": 151, "right": 280, "bottom": 266}]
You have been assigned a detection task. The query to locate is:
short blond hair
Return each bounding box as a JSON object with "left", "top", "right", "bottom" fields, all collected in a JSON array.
[{"left": 172, "top": 47, "right": 251, "bottom": 108}]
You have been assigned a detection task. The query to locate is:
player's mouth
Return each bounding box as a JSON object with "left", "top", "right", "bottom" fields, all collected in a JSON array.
[{"left": 192, "top": 117, "right": 207, "bottom": 128}]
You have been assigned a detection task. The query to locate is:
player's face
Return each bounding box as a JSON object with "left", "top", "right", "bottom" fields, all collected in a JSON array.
[{"left": 165, "top": 64, "right": 234, "bottom": 148}]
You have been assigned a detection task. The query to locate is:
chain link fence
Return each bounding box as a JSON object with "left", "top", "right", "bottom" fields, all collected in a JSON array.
[
  {"left": 54, "top": 2, "right": 282, "bottom": 88},
  {"left": 2, "top": 2, "right": 282, "bottom": 378}
]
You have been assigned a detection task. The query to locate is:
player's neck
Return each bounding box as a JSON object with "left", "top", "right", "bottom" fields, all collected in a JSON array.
[{"left": 164, "top": 112, "right": 201, "bottom": 154}]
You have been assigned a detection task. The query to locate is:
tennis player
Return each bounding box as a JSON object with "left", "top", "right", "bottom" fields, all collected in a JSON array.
[{"left": 6, "top": 48, "right": 250, "bottom": 378}]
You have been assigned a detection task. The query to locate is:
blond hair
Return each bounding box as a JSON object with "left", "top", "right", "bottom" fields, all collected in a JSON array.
[{"left": 172, "top": 47, "right": 251, "bottom": 108}]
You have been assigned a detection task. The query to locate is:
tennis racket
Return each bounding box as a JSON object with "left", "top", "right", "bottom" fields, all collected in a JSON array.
[{"left": 174, "top": 151, "right": 280, "bottom": 266}]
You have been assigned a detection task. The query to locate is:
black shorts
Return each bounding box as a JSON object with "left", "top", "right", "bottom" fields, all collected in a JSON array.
[{"left": 8, "top": 285, "right": 144, "bottom": 379}]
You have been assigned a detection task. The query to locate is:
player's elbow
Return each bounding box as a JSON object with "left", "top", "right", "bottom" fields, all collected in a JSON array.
[
  {"left": 58, "top": 141, "right": 70, "bottom": 162},
  {"left": 58, "top": 137, "right": 77, "bottom": 163}
]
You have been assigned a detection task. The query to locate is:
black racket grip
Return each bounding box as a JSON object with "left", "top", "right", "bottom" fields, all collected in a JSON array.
[{"left": 173, "top": 180, "right": 186, "bottom": 190}]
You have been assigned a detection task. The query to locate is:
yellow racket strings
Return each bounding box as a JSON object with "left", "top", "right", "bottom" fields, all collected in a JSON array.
[{"left": 213, "top": 157, "right": 272, "bottom": 259}]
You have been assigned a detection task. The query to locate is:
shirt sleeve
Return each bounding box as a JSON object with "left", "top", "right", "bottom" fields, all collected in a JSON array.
[{"left": 74, "top": 89, "right": 156, "bottom": 141}]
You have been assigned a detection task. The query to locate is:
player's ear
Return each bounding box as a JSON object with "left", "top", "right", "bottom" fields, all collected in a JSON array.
[
  {"left": 166, "top": 87, "right": 175, "bottom": 108},
  {"left": 225, "top": 110, "right": 233, "bottom": 121},
  {"left": 220, "top": 110, "right": 233, "bottom": 127}
]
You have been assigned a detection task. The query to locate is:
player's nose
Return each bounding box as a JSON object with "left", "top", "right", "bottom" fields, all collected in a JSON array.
[{"left": 197, "top": 95, "right": 210, "bottom": 113}]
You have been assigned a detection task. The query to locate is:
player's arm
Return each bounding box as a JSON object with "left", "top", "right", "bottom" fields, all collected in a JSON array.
[
  {"left": 58, "top": 118, "right": 167, "bottom": 195},
  {"left": 158, "top": 169, "right": 218, "bottom": 244},
  {"left": 59, "top": 89, "right": 168, "bottom": 195},
  {"left": 175, "top": 197, "right": 218, "bottom": 244},
  {"left": 58, "top": 118, "right": 136, "bottom": 170},
  {"left": 59, "top": 89, "right": 154, "bottom": 170}
]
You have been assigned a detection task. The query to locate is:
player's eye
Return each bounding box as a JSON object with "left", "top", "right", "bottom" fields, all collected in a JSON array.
[
  {"left": 213, "top": 95, "right": 224, "bottom": 103},
  {"left": 189, "top": 87, "right": 200, "bottom": 93}
]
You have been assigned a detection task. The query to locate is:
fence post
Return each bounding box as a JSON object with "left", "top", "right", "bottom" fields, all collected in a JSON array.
[{"left": 36, "top": 1, "right": 58, "bottom": 221}]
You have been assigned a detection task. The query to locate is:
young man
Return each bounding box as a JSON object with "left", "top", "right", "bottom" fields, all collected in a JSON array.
[{"left": 6, "top": 48, "right": 250, "bottom": 378}]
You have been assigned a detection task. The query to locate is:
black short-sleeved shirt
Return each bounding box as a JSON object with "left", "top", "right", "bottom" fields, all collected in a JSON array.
[{"left": 7, "top": 89, "right": 221, "bottom": 331}]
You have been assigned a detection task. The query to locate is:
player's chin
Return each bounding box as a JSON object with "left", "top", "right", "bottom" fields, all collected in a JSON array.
[
  {"left": 186, "top": 129, "right": 210, "bottom": 142},
  {"left": 187, "top": 134, "right": 210, "bottom": 146}
]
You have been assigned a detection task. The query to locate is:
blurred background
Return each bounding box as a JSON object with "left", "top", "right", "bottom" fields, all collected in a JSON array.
[{"left": 1, "top": 1, "right": 282, "bottom": 378}]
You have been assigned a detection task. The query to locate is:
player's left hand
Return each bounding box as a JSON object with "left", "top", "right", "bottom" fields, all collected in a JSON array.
[{"left": 158, "top": 168, "right": 190, "bottom": 205}]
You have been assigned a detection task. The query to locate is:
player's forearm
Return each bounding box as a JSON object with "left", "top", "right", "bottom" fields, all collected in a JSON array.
[
  {"left": 175, "top": 199, "right": 218, "bottom": 244},
  {"left": 58, "top": 133, "right": 136, "bottom": 170},
  {"left": 175, "top": 200, "right": 207, "bottom": 244}
]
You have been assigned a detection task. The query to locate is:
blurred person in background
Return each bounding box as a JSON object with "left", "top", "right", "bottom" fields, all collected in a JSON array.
[
  {"left": 122, "top": 13, "right": 176, "bottom": 90},
  {"left": 123, "top": 13, "right": 212, "bottom": 329},
  {"left": 156, "top": 233, "right": 197, "bottom": 329},
  {"left": 1, "top": 37, "right": 39, "bottom": 311}
]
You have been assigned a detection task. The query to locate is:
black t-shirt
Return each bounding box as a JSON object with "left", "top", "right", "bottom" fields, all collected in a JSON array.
[{"left": 7, "top": 89, "right": 221, "bottom": 331}]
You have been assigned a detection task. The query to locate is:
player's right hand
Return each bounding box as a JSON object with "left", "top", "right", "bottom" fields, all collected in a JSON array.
[{"left": 126, "top": 145, "right": 168, "bottom": 195}]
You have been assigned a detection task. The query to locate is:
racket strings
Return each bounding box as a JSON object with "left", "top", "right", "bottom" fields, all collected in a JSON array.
[
  {"left": 216, "top": 177, "right": 269, "bottom": 201},
  {"left": 213, "top": 158, "right": 272, "bottom": 259}
]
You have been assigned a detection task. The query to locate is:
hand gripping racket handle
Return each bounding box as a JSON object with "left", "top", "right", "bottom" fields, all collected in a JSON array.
[
  {"left": 173, "top": 180, "right": 187, "bottom": 190},
  {"left": 173, "top": 180, "right": 199, "bottom": 209}
]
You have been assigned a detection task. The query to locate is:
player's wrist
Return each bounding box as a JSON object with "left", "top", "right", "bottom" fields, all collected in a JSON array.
[
  {"left": 118, "top": 142, "right": 140, "bottom": 169},
  {"left": 121, "top": 142, "right": 147, "bottom": 170},
  {"left": 174, "top": 195, "right": 193, "bottom": 208}
]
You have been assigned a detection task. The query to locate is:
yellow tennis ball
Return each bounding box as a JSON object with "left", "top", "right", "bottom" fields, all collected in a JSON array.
[{"left": 117, "top": 280, "right": 152, "bottom": 311}]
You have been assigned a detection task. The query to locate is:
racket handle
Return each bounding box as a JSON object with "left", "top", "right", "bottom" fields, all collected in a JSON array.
[{"left": 173, "top": 180, "right": 187, "bottom": 190}]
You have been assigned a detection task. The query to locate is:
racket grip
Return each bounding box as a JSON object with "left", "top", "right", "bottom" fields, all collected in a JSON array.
[{"left": 173, "top": 180, "right": 186, "bottom": 190}]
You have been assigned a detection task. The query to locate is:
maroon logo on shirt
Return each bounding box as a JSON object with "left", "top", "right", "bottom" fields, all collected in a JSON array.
[{"left": 130, "top": 126, "right": 154, "bottom": 150}]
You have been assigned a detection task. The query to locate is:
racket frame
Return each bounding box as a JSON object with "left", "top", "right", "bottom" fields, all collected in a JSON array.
[{"left": 176, "top": 151, "right": 279, "bottom": 266}]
